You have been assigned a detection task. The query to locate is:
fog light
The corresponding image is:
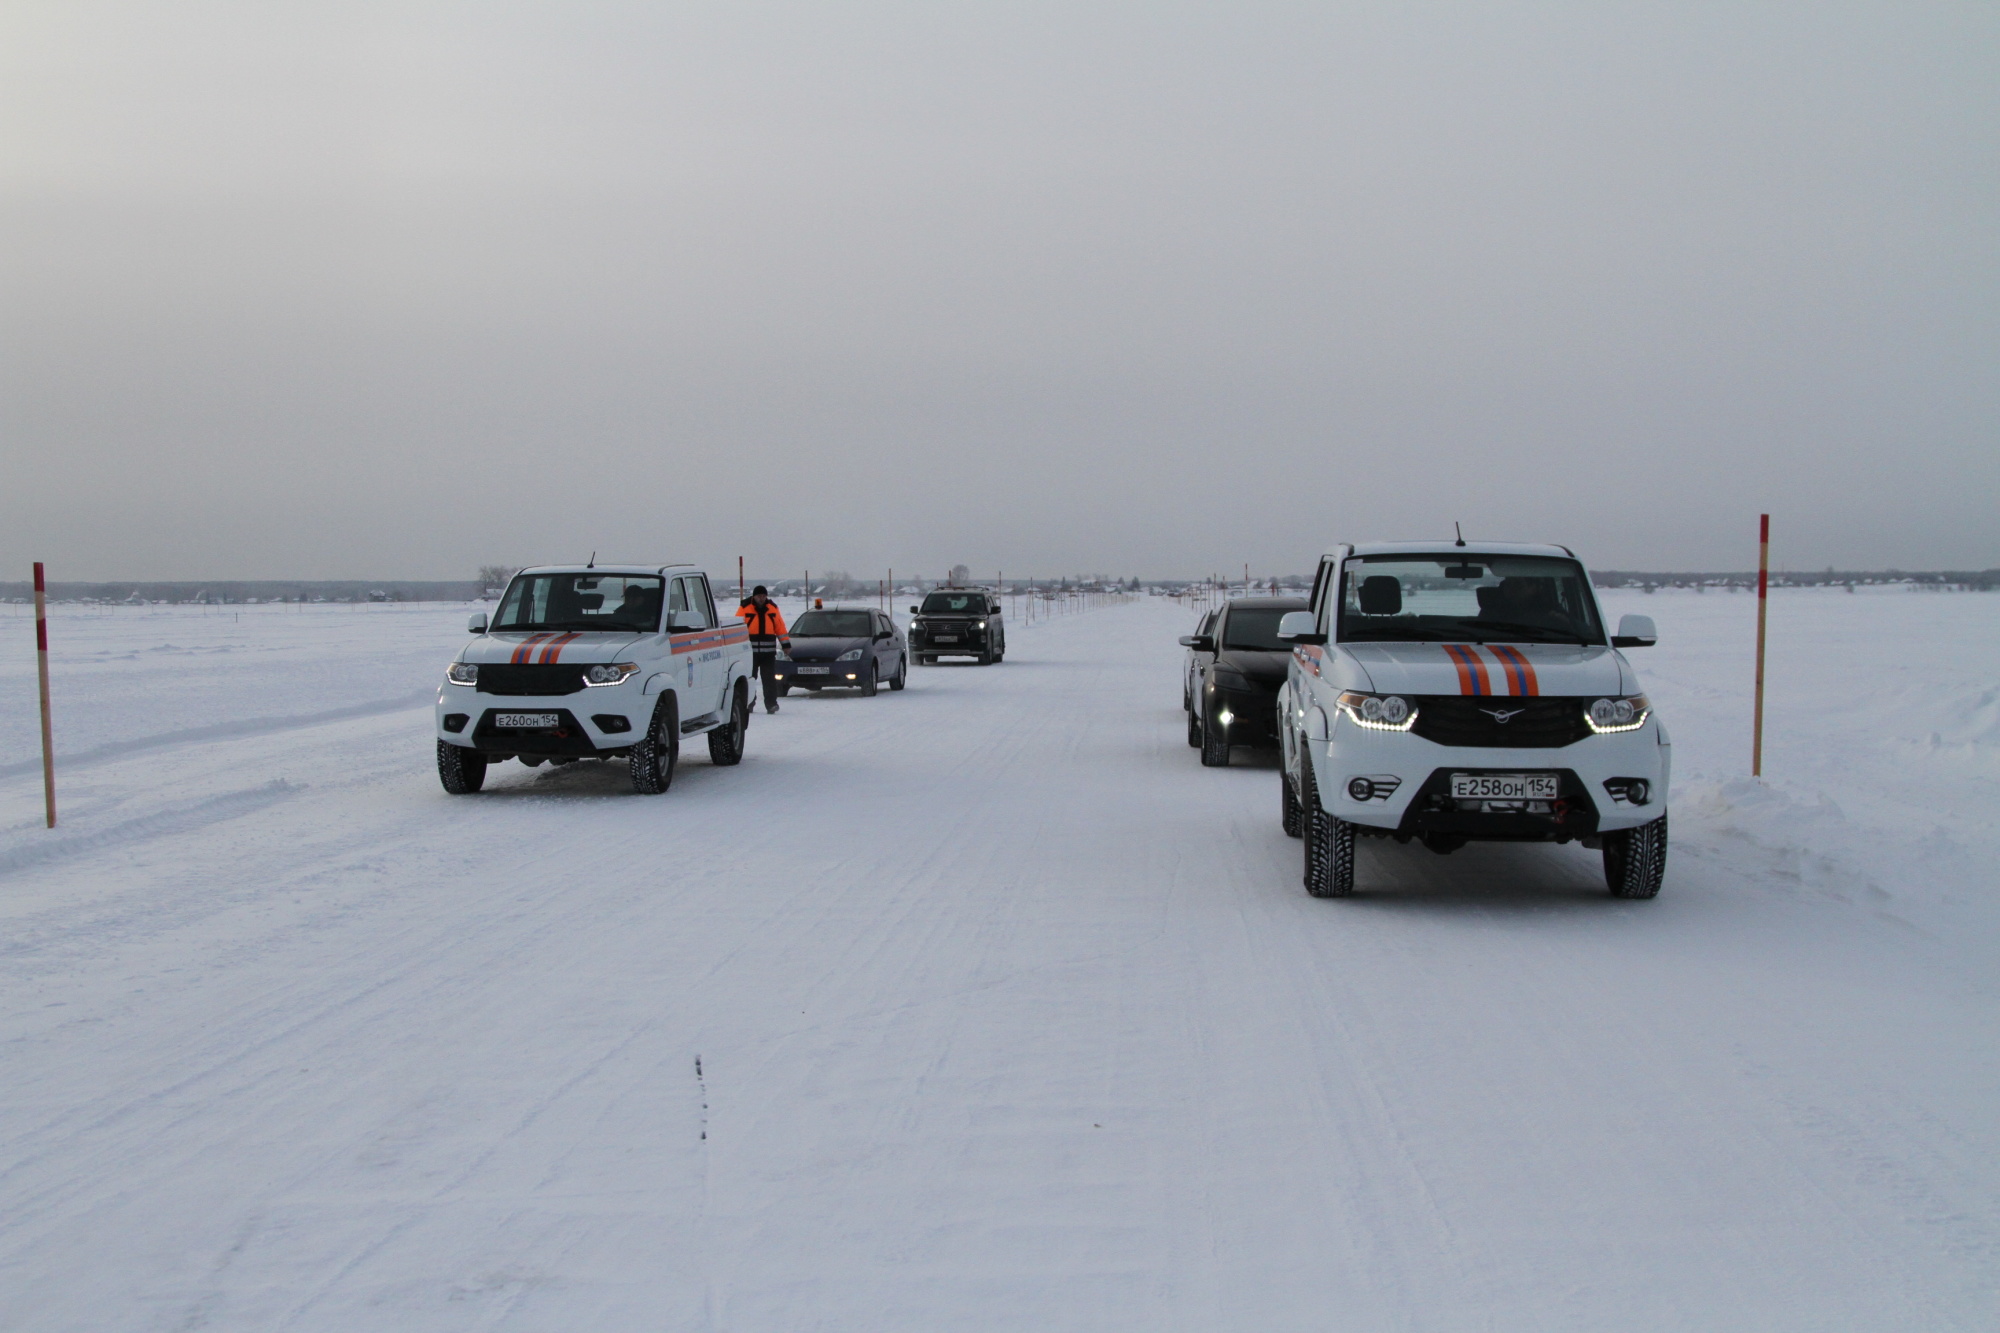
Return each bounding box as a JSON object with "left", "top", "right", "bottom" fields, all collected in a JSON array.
[
  {"left": 1347, "top": 777, "right": 1374, "bottom": 801},
  {"left": 846, "top": 673, "right": 857, "bottom": 679},
  {"left": 1603, "top": 777, "right": 1651, "bottom": 805},
  {"left": 592, "top": 714, "right": 632, "bottom": 734},
  {"left": 1217, "top": 709, "right": 1234, "bottom": 727},
  {"left": 442, "top": 713, "right": 468, "bottom": 733}
]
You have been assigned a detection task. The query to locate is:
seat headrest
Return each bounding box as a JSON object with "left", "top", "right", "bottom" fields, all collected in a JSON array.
[{"left": 1358, "top": 575, "right": 1402, "bottom": 616}]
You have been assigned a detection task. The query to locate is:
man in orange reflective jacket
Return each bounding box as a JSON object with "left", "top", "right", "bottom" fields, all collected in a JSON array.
[{"left": 737, "top": 585, "right": 790, "bottom": 713}]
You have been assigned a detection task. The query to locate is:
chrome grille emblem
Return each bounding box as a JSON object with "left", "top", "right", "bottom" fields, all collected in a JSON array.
[{"left": 1481, "top": 707, "right": 1525, "bottom": 723}]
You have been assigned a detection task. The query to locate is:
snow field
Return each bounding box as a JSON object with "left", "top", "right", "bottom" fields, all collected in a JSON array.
[{"left": 0, "top": 590, "right": 1995, "bottom": 1330}]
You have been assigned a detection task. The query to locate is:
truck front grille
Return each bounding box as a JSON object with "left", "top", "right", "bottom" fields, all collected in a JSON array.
[
  {"left": 1410, "top": 697, "right": 1591, "bottom": 748},
  {"left": 476, "top": 664, "right": 588, "bottom": 696}
]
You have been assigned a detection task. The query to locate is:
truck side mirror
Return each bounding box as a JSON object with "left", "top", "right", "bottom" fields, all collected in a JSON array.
[
  {"left": 1276, "top": 610, "right": 1325, "bottom": 645},
  {"left": 909, "top": 605, "right": 920, "bottom": 614},
  {"left": 667, "top": 610, "right": 703, "bottom": 632},
  {"left": 1178, "top": 634, "right": 1216, "bottom": 652},
  {"left": 1612, "top": 613, "right": 1658, "bottom": 648},
  {"left": 467, "top": 612, "right": 488, "bottom": 634}
]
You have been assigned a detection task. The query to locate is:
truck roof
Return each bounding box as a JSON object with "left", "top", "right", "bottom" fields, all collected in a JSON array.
[
  {"left": 515, "top": 564, "right": 701, "bottom": 577},
  {"left": 1334, "top": 541, "right": 1576, "bottom": 560}
]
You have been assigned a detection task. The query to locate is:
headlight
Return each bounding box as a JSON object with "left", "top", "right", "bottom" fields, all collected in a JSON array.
[
  {"left": 446, "top": 662, "right": 478, "bottom": 686},
  {"left": 1336, "top": 690, "right": 1416, "bottom": 731},
  {"left": 976, "top": 621, "right": 986, "bottom": 629},
  {"left": 583, "top": 662, "right": 641, "bottom": 686},
  {"left": 1585, "top": 694, "right": 1651, "bottom": 733},
  {"left": 836, "top": 647, "right": 864, "bottom": 662}
]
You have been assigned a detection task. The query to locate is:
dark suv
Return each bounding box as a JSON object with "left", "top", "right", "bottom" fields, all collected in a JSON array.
[
  {"left": 908, "top": 589, "right": 1005, "bottom": 664},
  {"left": 1179, "top": 596, "right": 1308, "bottom": 767}
]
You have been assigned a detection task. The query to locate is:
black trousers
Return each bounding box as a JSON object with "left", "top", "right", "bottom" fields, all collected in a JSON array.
[{"left": 752, "top": 646, "right": 781, "bottom": 706}]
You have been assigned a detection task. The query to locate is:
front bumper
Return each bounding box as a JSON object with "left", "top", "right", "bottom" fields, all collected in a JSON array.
[
  {"left": 772, "top": 661, "right": 871, "bottom": 687},
  {"left": 437, "top": 686, "right": 642, "bottom": 756},
  {"left": 1205, "top": 680, "right": 1283, "bottom": 745},
  {"left": 910, "top": 622, "right": 991, "bottom": 655},
  {"left": 1310, "top": 713, "right": 1670, "bottom": 838}
]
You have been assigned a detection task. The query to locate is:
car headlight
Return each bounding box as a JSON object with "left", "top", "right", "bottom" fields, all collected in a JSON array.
[
  {"left": 1336, "top": 690, "right": 1416, "bottom": 731},
  {"left": 836, "top": 647, "right": 864, "bottom": 661},
  {"left": 583, "top": 662, "right": 641, "bottom": 686},
  {"left": 976, "top": 621, "right": 986, "bottom": 629},
  {"left": 446, "top": 662, "right": 478, "bottom": 686},
  {"left": 1585, "top": 694, "right": 1651, "bottom": 733}
]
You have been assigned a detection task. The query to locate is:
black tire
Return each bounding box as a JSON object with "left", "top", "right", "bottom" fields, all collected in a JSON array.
[
  {"left": 1199, "top": 699, "right": 1230, "bottom": 767},
  {"left": 707, "top": 682, "right": 749, "bottom": 765},
  {"left": 977, "top": 648, "right": 993, "bottom": 665},
  {"left": 889, "top": 654, "right": 907, "bottom": 690},
  {"left": 1604, "top": 813, "right": 1668, "bottom": 898},
  {"left": 437, "top": 740, "right": 487, "bottom": 794},
  {"left": 1302, "top": 762, "right": 1356, "bottom": 898},
  {"left": 1187, "top": 710, "right": 1202, "bottom": 748},
  {"left": 1282, "top": 762, "right": 1304, "bottom": 838},
  {"left": 629, "top": 695, "right": 679, "bottom": 794},
  {"left": 860, "top": 662, "right": 879, "bottom": 697}
]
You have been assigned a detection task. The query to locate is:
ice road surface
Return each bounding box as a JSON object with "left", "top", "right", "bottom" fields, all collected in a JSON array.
[{"left": 0, "top": 591, "right": 1995, "bottom": 1331}]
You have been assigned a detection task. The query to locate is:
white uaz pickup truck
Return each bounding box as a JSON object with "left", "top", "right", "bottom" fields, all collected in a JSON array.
[
  {"left": 436, "top": 564, "right": 753, "bottom": 794},
  {"left": 1277, "top": 542, "right": 1669, "bottom": 899}
]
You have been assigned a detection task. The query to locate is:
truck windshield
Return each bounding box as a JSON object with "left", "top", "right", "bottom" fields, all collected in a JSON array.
[
  {"left": 921, "top": 593, "right": 986, "bottom": 614},
  {"left": 1336, "top": 556, "right": 1604, "bottom": 646},
  {"left": 494, "top": 574, "right": 664, "bottom": 633},
  {"left": 792, "top": 611, "right": 873, "bottom": 637}
]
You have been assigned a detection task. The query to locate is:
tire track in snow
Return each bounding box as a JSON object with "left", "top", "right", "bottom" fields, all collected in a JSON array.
[
  {"left": 0, "top": 693, "right": 434, "bottom": 780},
  {"left": 0, "top": 780, "right": 302, "bottom": 883}
]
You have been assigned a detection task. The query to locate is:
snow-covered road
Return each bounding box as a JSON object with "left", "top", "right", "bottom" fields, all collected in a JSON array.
[{"left": 1, "top": 594, "right": 1995, "bottom": 1330}]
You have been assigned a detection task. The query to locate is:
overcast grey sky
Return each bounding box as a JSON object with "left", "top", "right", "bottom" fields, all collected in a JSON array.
[{"left": 3, "top": 1, "right": 1995, "bottom": 580}]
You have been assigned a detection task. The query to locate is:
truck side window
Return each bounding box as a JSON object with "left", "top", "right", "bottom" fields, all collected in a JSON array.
[
  {"left": 695, "top": 577, "right": 719, "bottom": 628},
  {"left": 1308, "top": 557, "right": 1336, "bottom": 630},
  {"left": 671, "top": 577, "right": 714, "bottom": 629}
]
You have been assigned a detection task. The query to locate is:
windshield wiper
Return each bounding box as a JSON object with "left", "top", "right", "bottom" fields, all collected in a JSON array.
[
  {"left": 1339, "top": 626, "right": 1454, "bottom": 642},
  {"left": 500, "top": 621, "right": 643, "bottom": 633},
  {"left": 1469, "top": 621, "right": 1592, "bottom": 645}
]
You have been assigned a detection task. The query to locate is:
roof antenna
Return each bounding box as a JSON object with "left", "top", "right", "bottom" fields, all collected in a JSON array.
[
  {"left": 1454, "top": 522, "right": 1466, "bottom": 548},
  {"left": 587, "top": 551, "right": 596, "bottom": 568}
]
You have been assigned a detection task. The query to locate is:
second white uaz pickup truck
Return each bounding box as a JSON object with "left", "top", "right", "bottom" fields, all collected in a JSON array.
[{"left": 1277, "top": 541, "right": 1669, "bottom": 899}]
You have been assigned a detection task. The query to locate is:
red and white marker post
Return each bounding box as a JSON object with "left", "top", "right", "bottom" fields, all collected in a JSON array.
[
  {"left": 1752, "top": 515, "right": 1770, "bottom": 778},
  {"left": 33, "top": 562, "right": 57, "bottom": 827}
]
